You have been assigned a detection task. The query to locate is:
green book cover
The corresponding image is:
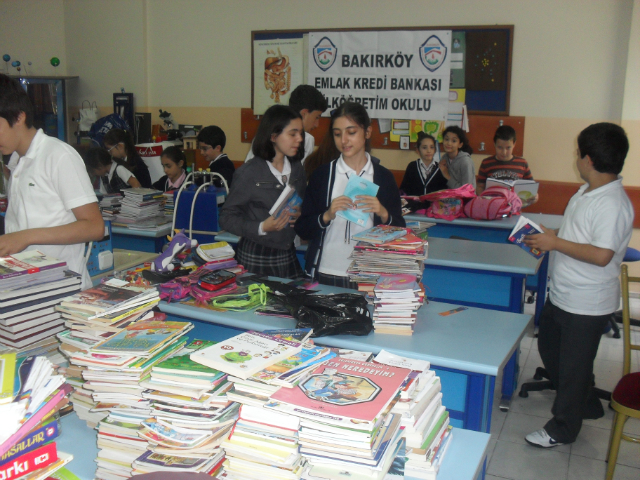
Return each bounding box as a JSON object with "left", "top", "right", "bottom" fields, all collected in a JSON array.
[{"left": 154, "top": 339, "right": 223, "bottom": 377}]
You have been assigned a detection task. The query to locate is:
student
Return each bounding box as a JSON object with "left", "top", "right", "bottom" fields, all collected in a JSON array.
[
  {"left": 152, "top": 146, "right": 186, "bottom": 192},
  {"left": 196, "top": 125, "right": 234, "bottom": 188},
  {"left": 523, "top": 123, "right": 633, "bottom": 448},
  {"left": 295, "top": 102, "right": 405, "bottom": 288},
  {"left": 103, "top": 128, "right": 152, "bottom": 188},
  {"left": 400, "top": 132, "right": 448, "bottom": 196},
  {"left": 245, "top": 84, "right": 328, "bottom": 164},
  {"left": 439, "top": 126, "right": 475, "bottom": 189},
  {"left": 219, "top": 105, "right": 306, "bottom": 279},
  {"left": 477, "top": 125, "right": 538, "bottom": 206},
  {"left": 0, "top": 74, "right": 104, "bottom": 289},
  {"left": 84, "top": 147, "right": 141, "bottom": 193}
]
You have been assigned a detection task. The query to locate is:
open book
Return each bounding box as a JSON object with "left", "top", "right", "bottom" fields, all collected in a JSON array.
[
  {"left": 508, "top": 216, "right": 544, "bottom": 258},
  {"left": 486, "top": 178, "right": 539, "bottom": 203}
]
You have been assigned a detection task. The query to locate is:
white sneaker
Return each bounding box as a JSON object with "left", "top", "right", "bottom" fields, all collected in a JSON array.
[{"left": 525, "top": 429, "right": 564, "bottom": 448}]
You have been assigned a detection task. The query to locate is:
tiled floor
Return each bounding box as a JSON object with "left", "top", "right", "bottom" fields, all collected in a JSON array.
[{"left": 485, "top": 299, "right": 640, "bottom": 480}]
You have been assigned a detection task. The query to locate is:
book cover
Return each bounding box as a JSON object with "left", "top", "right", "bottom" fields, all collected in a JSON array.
[
  {"left": 336, "top": 175, "right": 380, "bottom": 226},
  {"left": 351, "top": 225, "right": 409, "bottom": 245},
  {"left": 375, "top": 274, "right": 418, "bottom": 292},
  {"left": 249, "top": 344, "right": 329, "bottom": 383},
  {"left": 486, "top": 178, "right": 539, "bottom": 203},
  {"left": 0, "top": 441, "right": 57, "bottom": 480},
  {"left": 266, "top": 358, "right": 410, "bottom": 429},
  {"left": 0, "top": 251, "right": 66, "bottom": 281},
  {"left": 190, "top": 330, "right": 302, "bottom": 380},
  {"left": 262, "top": 328, "right": 313, "bottom": 343},
  {"left": 269, "top": 185, "right": 303, "bottom": 220},
  {"left": 0, "top": 352, "right": 16, "bottom": 404},
  {"left": 91, "top": 320, "right": 192, "bottom": 355},
  {"left": 0, "top": 421, "right": 59, "bottom": 466},
  {"left": 508, "top": 216, "right": 544, "bottom": 258},
  {"left": 133, "top": 450, "right": 212, "bottom": 471},
  {"left": 59, "top": 284, "right": 141, "bottom": 314}
]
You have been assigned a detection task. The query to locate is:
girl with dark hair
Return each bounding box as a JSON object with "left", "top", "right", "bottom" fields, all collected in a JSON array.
[
  {"left": 400, "top": 132, "right": 448, "bottom": 196},
  {"left": 295, "top": 101, "right": 405, "bottom": 289},
  {"left": 83, "top": 147, "right": 141, "bottom": 193},
  {"left": 103, "top": 128, "right": 152, "bottom": 188},
  {"left": 219, "top": 105, "right": 306, "bottom": 279},
  {"left": 152, "top": 146, "right": 187, "bottom": 192},
  {"left": 440, "top": 126, "right": 476, "bottom": 189}
]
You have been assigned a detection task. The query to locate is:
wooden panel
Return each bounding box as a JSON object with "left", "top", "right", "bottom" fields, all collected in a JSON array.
[{"left": 240, "top": 108, "right": 526, "bottom": 153}]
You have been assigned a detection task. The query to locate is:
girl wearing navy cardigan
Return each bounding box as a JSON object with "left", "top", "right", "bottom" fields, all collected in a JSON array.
[{"left": 295, "top": 102, "right": 404, "bottom": 289}]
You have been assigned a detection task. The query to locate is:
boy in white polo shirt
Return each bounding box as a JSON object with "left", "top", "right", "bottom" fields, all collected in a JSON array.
[
  {"left": 0, "top": 74, "right": 104, "bottom": 289},
  {"left": 523, "top": 123, "right": 634, "bottom": 448}
]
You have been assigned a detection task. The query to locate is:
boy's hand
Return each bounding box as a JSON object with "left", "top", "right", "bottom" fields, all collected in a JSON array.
[
  {"left": 523, "top": 224, "right": 557, "bottom": 252},
  {"left": 0, "top": 231, "right": 33, "bottom": 256}
]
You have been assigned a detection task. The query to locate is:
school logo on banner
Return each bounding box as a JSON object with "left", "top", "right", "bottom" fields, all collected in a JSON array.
[
  {"left": 420, "top": 35, "right": 447, "bottom": 72},
  {"left": 313, "top": 36, "right": 338, "bottom": 71}
]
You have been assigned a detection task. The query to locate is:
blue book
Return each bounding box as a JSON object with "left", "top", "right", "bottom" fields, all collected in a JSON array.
[
  {"left": 0, "top": 420, "right": 59, "bottom": 466},
  {"left": 269, "top": 185, "right": 303, "bottom": 223},
  {"left": 508, "top": 216, "right": 544, "bottom": 258},
  {"left": 336, "top": 175, "right": 380, "bottom": 226}
]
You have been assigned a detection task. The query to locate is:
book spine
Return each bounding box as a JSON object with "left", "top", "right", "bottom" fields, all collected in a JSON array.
[
  {"left": 0, "top": 442, "right": 57, "bottom": 480},
  {"left": 0, "top": 421, "right": 59, "bottom": 466}
]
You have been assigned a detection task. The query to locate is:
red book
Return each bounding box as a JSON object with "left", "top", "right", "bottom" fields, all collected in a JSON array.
[{"left": 0, "top": 443, "right": 57, "bottom": 480}]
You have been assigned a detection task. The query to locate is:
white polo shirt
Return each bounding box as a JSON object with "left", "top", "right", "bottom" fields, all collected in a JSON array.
[
  {"left": 549, "top": 177, "right": 634, "bottom": 315},
  {"left": 6, "top": 129, "right": 99, "bottom": 288},
  {"left": 318, "top": 154, "right": 374, "bottom": 277}
]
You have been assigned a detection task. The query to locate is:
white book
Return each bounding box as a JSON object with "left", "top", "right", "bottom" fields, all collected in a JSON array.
[{"left": 486, "top": 177, "right": 539, "bottom": 202}]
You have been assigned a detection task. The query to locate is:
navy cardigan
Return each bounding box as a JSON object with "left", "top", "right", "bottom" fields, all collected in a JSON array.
[{"left": 295, "top": 157, "right": 405, "bottom": 279}]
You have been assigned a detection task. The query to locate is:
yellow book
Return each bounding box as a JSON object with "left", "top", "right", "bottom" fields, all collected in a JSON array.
[{"left": 0, "top": 351, "right": 16, "bottom": 404}]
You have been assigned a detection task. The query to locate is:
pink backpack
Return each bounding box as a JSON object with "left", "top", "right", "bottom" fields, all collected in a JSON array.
[
  {"left": 463, "top": 186, "right": 522, "bottom": 220},
  {"left": 420, "top": 184, "right": 477, "bottom": 221}
]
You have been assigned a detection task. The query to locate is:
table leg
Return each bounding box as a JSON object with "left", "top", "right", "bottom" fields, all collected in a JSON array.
[
  {"left": 499, "top": 348, "right": 519, "bottom": 411},
  {"left": 534, "top": 254, "right": 549, "bottom": 328}
]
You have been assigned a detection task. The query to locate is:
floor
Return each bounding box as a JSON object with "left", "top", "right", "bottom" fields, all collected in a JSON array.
[{"left": 485, "top": 299, "right": 640, "bottom": 480}]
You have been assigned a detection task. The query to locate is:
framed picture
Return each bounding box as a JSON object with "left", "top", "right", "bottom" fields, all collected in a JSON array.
[{"left": 399, "top": 135, "right": 410, "bottom": 150}]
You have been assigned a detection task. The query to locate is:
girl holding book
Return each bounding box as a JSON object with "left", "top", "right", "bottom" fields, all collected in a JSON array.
[
  {"left": 296, "top": 101, "right": 404, "bottom": 288},
  {"left": 83, "top": 147, "right": 141, "bottom": 193},
  {"left": 103, "top": 128, "right": 152, "bottom": 188},
  {"left": 219, "top": 105, "right": 306, "bottom": 279},
  {"left": 152, "top": 146, "right": 187, "bottom": 192},
  {"left": 439, "top": 126, "right": 475, "bottom": 189}
]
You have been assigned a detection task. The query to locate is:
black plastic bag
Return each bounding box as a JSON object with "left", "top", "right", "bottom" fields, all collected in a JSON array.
[{"left": 262, "top": 281, "right": 372, "bottom": 337}]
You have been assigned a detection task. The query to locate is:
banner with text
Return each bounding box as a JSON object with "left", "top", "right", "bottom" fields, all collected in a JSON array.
[{"left": 308, "top": 30, "right": 451, "bottom": 120}]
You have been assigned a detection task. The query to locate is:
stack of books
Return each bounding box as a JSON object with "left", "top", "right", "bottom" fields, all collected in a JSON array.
[
  {"left": 193, "top": 242, "right": 245, "bottom": 276},
  {"left": 0, "top": 251, "right": 81, "bottom": 358},
  {"left": 99, "top": 193, "right": 123, "bottom": 221},
  {"left": 347, "top": 226, "right": 428, "bottom": 289},
  {"left": 114, "top": 188, "right": 164, "bottom": 225},
  {"left": 264, "top": 357, "right": 412, "bottom": 480},
  {"left": 404, "top": 221, "right": 436, "bottom": 240},
  {"left": 96, "top": 410, "right": 150, "bottom": 479},
  {"left": 162, "top": 190, "right": 175, "bottom": 218},
  {"left": 0, "top": 352, "right": 74, "bottom": 480},
  {"left": 372, "top": 274, "right": 424, "bottom": 335}
]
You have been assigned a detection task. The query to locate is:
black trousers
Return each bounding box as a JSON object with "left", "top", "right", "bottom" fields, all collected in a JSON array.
[{"left": 538, "top": 299, "right": 610, "bottom": 443}]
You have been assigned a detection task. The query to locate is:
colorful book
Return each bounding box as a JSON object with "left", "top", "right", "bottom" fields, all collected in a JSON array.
[
  {"left": 486, "top": 178, "right": 539, "bottom": 203},
  {"left": 336, "top": 175, "right": 380, "bottom": 226},
  {"left": 269, "top": 184, "right": 303, "bottom": 220},
  {"left": 266, "top": 357, "right": 411, "bottom": 431},
  {"left": 91, "top": 320, "right": 192, "bottom": 356},
  {"left": 0, "top": 420, "right": 59, "bottom": 466},
  {"left": 262, "top": 328, "right": 313, "bottom": 343},
  {"left": 508, "top": 216, "right": 544, "bottom": 258},
  {"left": 0, "top": 251, "right": 66, "bottom": 281},
  {"left": 59, "top": 284, "right": 144, "bottom": 314},
  {"left": 351, "top": 225, "right": 409, "bottom": 245},
  {"left": 0, "top": 352, "right": 16, "bottom": 405},
  {"left": 0, "top": 442, "right": 57, "bottom": 480},
  {"left": 190, "top": 330, "right": 303, "bottom": 380}
]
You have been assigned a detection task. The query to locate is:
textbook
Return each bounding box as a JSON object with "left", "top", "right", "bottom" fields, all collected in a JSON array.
[
  {"left": 0, "top": 251, "right": 66, "bottom": 282},
  {"left": 351, "top": 225, "right": 409, "bottom": 245},
  {"left": 269, "top": 184, "right": 303, "bottom": 220},
  {"left": 190, "top": 330, "right": 303, "bottom": 380},
  {"left": 336, "top": 175, "right": 379, "bottom": 226},
  {"left": 486, "top": 178, "right": 539, "bottom": 203},
  {"left": 508, "top": 215, "right": 544, "bottom": 258}
]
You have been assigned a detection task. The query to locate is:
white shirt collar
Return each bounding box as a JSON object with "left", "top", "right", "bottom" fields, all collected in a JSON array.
[
  {"left": 8, "top": 128, "right": 45, "bottom": 170},
  {"left": 336, "top": 152, "right": 373, "bottom": 177},
  {"left": 266, "top": 157, "right": 292, "bottom": 185}
]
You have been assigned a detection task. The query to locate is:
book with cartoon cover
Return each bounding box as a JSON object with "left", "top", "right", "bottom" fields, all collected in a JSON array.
[{"left": 91, "top": 320, "right": 192, "bottom": 356}]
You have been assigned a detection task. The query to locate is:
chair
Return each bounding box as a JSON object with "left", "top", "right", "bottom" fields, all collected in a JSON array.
[{"left": 605, "top": 264, "right": 640, "bottom": 480}]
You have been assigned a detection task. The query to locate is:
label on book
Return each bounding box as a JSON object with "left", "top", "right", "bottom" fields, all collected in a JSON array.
[
  {"left": 0, "top": 421, "right": 59, "bottom": 466},
  {"left": 0, "top": 442, "right": 57, "bottom": 479}
]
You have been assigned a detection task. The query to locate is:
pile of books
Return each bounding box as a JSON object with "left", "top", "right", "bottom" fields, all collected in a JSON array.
[
  {"left": 405, "top": 220, "right": 436, "bottom": 240},
  {"left": 99, "top": 193, "right": 123, "bottom": 221},
  {"left": 114, "top": 188, "right": 164, "bottom": 225},
  {"left": 347, "top": 225, "right": 428, "bottom": 291},
  {"left": 194, "top": 241, "right": 240, "bottom": 271},
  {"left": 0, "top": 352, "right": 74, "bottom": 480},
  {"left": 162, "top": 190, "right": 175, "bottom": 218},
  {"left": 372, "top": 274, "right": 424, "bottom": 335},
  {"left": 0, "top": 251, "right": 81, "bottom": 358}
]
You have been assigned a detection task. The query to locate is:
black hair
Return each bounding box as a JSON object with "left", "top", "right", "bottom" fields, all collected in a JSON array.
[
  {"left": 161, "top": 145, "right": 186, "bottom": 168},
  {"left": 252, "top": 105, "right": 301, "bottom": 161},
  {"left": 494, "top": 125, "right": 516, "bottom": 143},
  {"left": 577, "top": 122, "right": 628, "bottom": 175},
  {"left": 0, "top": 74, "right": 34, "bottom": 128},
  {"left": 442, "top": 126, "right": 473, "bottom": 154},
  {"left": 289, "top": 85, "right": 328, "bottom": 114},
  {"left": 81, "top": 146, "right": 131, "bottom": 174},
  {"left": 416, "top": 132, "right": 437, "bottom": 150},
  {"left": 197, "top": 125, "right": 226, "bottom": 151},
  {"left": 103, "top": 128, "right": 136, "bottom": 158},
  {"left": 330, "top": 101, "right": 372, "bottom": 152}
]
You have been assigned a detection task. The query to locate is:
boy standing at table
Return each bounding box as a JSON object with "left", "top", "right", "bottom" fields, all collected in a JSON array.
[
  {"left": 477, "top": 125, "right": 538, "bottom": 206},
  {"left": 197, "top": 125, "right": 235, "bottom": 188},
  {"left": 0, "top": 74, "right": 104, "bottom": 289},
  {"left": 523, "top": 122, "right": 634, "bottom": 448}
]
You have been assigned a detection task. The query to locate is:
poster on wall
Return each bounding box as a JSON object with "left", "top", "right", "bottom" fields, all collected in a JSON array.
[
  {"left": 308, "top": 30, "right": 451, "bottom": 121},
  {"left": 253, "top": 38, "right": 305, "bottom": 115}
]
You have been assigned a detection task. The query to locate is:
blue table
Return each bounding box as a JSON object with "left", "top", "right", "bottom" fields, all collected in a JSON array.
[
  {"left": 58, "top": 411, "right": 490, "bottom": 480},
  {"left": 111, "top": 225, "right": 171, "bottom": 253},
  {"left": 406, "top": 213, "right": 563, "bottom": 325},
  {"left": 160, "top": 289, "right": 532, "bottom": 434}
]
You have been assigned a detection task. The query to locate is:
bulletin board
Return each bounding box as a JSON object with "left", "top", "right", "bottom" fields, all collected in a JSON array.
[{"left": 251, "top": 25, "right": 514, "bottom": 116}]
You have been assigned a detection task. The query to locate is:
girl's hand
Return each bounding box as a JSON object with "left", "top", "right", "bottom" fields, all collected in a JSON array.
[
  {"left": 438, "top": 159, "right": 450, "bottom": 180},
  {"left": 355, "top": 195, "right": 389, "bottom": 223},
  {"left": 263, "top": 213, "right": 291, "bottom": 232},
  {"left": 323, "top": 196, "right": 354, "bottom": 224},
  {"left": 288, "top": 206, "right": 301, "bottom": 226}
]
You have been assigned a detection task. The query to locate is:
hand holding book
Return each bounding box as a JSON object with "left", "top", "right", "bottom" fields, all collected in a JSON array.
[{"left": 523, "top": 224, "right": 556, "bottom": 253}]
